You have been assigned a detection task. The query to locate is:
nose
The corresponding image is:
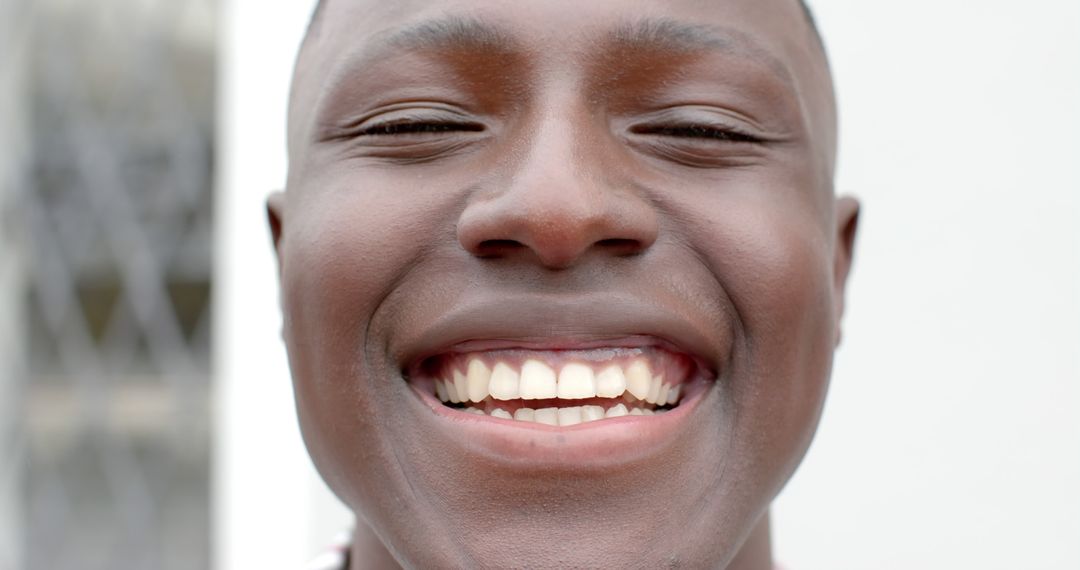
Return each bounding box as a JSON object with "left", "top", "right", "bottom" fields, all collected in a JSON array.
[{"left": 456, "top": 117, "right": 658, "bottom": 269}]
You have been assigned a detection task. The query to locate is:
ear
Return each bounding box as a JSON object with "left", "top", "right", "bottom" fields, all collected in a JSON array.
[
  {"left": 266, "top": 191, "right": 286, "bottom": 275},
  {"left": 832, "top": 196, "right": 860, "bottom": 347}
]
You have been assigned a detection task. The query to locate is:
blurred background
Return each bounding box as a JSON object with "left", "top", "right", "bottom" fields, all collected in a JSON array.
[
  {"left": 1, "top": 0, "right": 1079, "bottom": 569},
  {"left": 1, "top": 0, "right": 215, "bottom": 568}
]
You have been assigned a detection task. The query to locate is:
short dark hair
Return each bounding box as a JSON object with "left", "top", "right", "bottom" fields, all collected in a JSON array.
[
  {"left": 797, "top": 0, "right": 825, "bottom": 47},
  {"left": 308, "top": 0, "right": 823, "bottom": 44},
  {"left": 310, "top": 0, "right": 328, "bottom": 28}
]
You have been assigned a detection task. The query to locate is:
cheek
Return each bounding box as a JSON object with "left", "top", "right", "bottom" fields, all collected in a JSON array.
[
  {"left": 279, "top": 182, "right": 455, "bottom": 497},
  {"left": 282, "top": 194, "right": 415, "bottom": 371},
  {"left": 282, "top": 173, "right": 459, "bottom": 358},
  {"left": 694, "top": 191, "right": 835, "bottom": 479}
]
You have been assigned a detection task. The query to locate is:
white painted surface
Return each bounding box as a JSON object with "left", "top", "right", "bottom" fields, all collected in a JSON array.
[
  {"left": 217, "top": 1, "right": 1080, "bottom": 567},
  {"left": 214, "top": 0, "right": 351, "bottom": 568},
  {"left": 772, "top": 1, "right": 1080, "bottom": 568}
]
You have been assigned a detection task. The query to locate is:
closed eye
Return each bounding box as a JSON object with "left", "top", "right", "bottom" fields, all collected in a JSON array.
[
  {"left": 631, "top": 124, "right": 764, "bottom": 144},
  {"left": 358, "top": 121, "right": 485, "bottom": 136}
]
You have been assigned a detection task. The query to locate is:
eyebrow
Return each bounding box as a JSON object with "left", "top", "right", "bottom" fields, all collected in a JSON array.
[
  {"left": 614, "top": 18, "right": 739, "bottom": 51},
  {"left": 315, "top": 13, "right": 796, "bottom": 122},
  {"left": 376, "top": 16, "right": 517, "bottom": 55},
  {"left": 363, "top": 15, "right": 791, "bottom": 80},
  {"left": 608, "top": 18, "right": 794, "bottom": 85}
]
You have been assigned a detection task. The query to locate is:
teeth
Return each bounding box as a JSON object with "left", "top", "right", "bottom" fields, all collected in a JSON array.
[
  {"left": 557, "top": 363, "right": 597, "bottom": 399},
  {"left": 557, "top": 406, "right": 583, "bottom": 426},
  {"left": 446, "top": 374, "right": 462, "bottom": 404},
  {"left": 457, "top": 401, "right": 669, "bottom": 423},
  {"left": 453, "top": 370, "right": 469, "bottom": 405},
  {"left": 534, "top": 407, "right": 559, "bottom": 426},
  {"left": 581, "top": 405, "right": 605, "bottom": 422},
  {"left": 466, "top": 359, "right": 492, "bottom": 403},
  {"left": 438, "top": 356, "right": 687, "bottom": 424},
  {"left": 625, "top": 360, "right": 652, "bottom": 400},
  {"left": 605, "top": 403, "right": 629, "bottom": 418},
  {"left": 594, "top": 365, "right": 627, "bottom": 398},
  {"left": 435, "top": 380, "right": 450, "bottom": 403},
  {"left": 646, "top": 374, "right": 663, "bottom": 404},
  {"left": 488, "top": 362, "right": 520, "bottom": 401},
  {"left": 519, "top": 359, "right": 558, "bottom": 400},
  {"left": 656, "top": 383, "right": 671, "bottom": 406}
]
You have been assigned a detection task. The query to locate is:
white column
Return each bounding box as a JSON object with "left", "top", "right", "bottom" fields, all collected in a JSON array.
[
  {"left": 0, "top": 1, "right": 29, "bottom": 568},
  {"left": 214, "top": 2, "right": 351, "bottom": 569}
]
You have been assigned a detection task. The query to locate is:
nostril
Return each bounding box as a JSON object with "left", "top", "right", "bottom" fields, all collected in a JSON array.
[
  {"left": 473, "top": 238, "right": 646, "bottom": 261},
  {"left": 596, "top": 238, "right": 646, "bottom": 256},
  {"left": 474, "top": 239, "right": 526, "bottom": 258}
]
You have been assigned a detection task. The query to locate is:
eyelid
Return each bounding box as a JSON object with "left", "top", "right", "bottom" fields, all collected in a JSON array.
[
  {"left": 630, "top": 123, "right": 764, "bottom": 144},
  {"left": 326, "top": 103, "right": 486, "bottom": 140},
  {"left": 620, "top": 106, "right": 778, "bottom": 169},
  {"left": 625, "top": 105, "right": 773, "bottom": 143},
  {"left": 358, "top": 119, "right": 485, "bottom": 136}
]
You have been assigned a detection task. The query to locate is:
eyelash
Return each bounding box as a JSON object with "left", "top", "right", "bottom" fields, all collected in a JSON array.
[
  {"left": 358, "top": 121, "right": 484, "bottom": 136},
  {"left": 358, "top": 120, "right": 762, "bottom": 146},
  {"left": 631, "top": 124, "right": 764, "bottom": 144}
]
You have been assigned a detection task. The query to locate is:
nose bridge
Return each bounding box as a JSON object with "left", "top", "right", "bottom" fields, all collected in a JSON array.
[
  {"left": 510, "top": 103, "right": 601, "bottom": 220},
  {"left": 456, "top": 97, "right": 657, "bottom": 269}
]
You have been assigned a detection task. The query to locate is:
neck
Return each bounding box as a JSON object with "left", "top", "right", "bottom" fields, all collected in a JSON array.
[
  {"left": 728, "top": 512, "right": 774, "bottom": 570},
  {"left": 350, "top": 511, "right": 773, "bottom": 569}
]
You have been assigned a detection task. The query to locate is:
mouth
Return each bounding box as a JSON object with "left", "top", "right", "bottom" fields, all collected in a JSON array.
[
  {"left": 406, "top": 340, "right": 706, "bottom": 427},
  {"left": 392, "top": 294, "right": 728, "bottom": 466}
]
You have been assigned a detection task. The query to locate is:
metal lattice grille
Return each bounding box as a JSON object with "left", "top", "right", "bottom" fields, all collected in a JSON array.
[{"left": 2, "top": 0, "right": 216, "bottom": 568}]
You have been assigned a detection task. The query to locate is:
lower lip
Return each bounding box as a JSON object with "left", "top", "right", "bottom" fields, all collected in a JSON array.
[{"left": 408, "top": 376, "right": 711, "bottom": 470}]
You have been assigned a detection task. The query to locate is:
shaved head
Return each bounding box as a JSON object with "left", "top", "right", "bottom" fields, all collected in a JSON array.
[
  {"left": 306, "top": 0, "right": 827, "bottom": 47},
  {"left": 290, "top": 0, "right": 838, "bottom": 188},
  {"left": 274, "top": 0, "right": 856, "bottom": 568}
]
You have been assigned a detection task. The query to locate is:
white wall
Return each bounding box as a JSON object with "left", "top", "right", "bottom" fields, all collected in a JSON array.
[
  {"left": 216, "top": 1, "right": 1080, "bottom": 568},
  {"left": 214, "top": 1, "right": 351, "bottom": 569},
  {"left": 771, "top": 2, "right": 1080, "bottom": 568}
]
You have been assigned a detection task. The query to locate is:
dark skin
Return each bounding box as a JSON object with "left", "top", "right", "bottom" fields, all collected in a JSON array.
[{"left": 270, "top": 0, "right": 858, "bottom": 567}]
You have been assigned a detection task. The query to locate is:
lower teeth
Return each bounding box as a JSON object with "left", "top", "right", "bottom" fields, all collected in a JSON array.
[{"left": 456, "top": 402, "right": 670, "bottom": 426}]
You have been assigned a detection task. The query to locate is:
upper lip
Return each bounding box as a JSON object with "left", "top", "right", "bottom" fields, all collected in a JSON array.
[{"left": 393, "top": 292, "right": 726, "bottom": 377}]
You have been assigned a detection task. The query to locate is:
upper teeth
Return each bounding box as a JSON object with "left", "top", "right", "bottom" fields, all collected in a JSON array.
[
  {"left": 488, "top": 361, "right": 520, "bottom": 400},
  {"left": 432, "top": 356, "right": 682, "bottom": 406},
  {"left": 519, "top": 359, "right": 557, "bottom": 400},
  {"left": 556, "top": 363, "right": 595, "bottom": 399},
  {"left": 624, "top": 360, "right": 652, "bottom": 400},
  {"left": 467, "top": 359, "right": 494, "bottom": 402}
]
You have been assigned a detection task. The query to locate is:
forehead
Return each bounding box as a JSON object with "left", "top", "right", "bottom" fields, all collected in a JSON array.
[
  {"left": 290, "top": 0, "right": 834, "bottom": 165},
  {"left": 308, "top": 0, "right": 812, "bottom": 45}
]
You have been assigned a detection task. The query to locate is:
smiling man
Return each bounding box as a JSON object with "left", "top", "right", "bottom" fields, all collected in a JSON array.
[{"left": 271, "top": 0, "right": 858, "bottom": 568}]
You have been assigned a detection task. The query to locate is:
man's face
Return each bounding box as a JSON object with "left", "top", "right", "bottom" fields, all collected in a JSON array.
[{"left": 274, "top": 0, "right": 857, "bottom": 567}]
